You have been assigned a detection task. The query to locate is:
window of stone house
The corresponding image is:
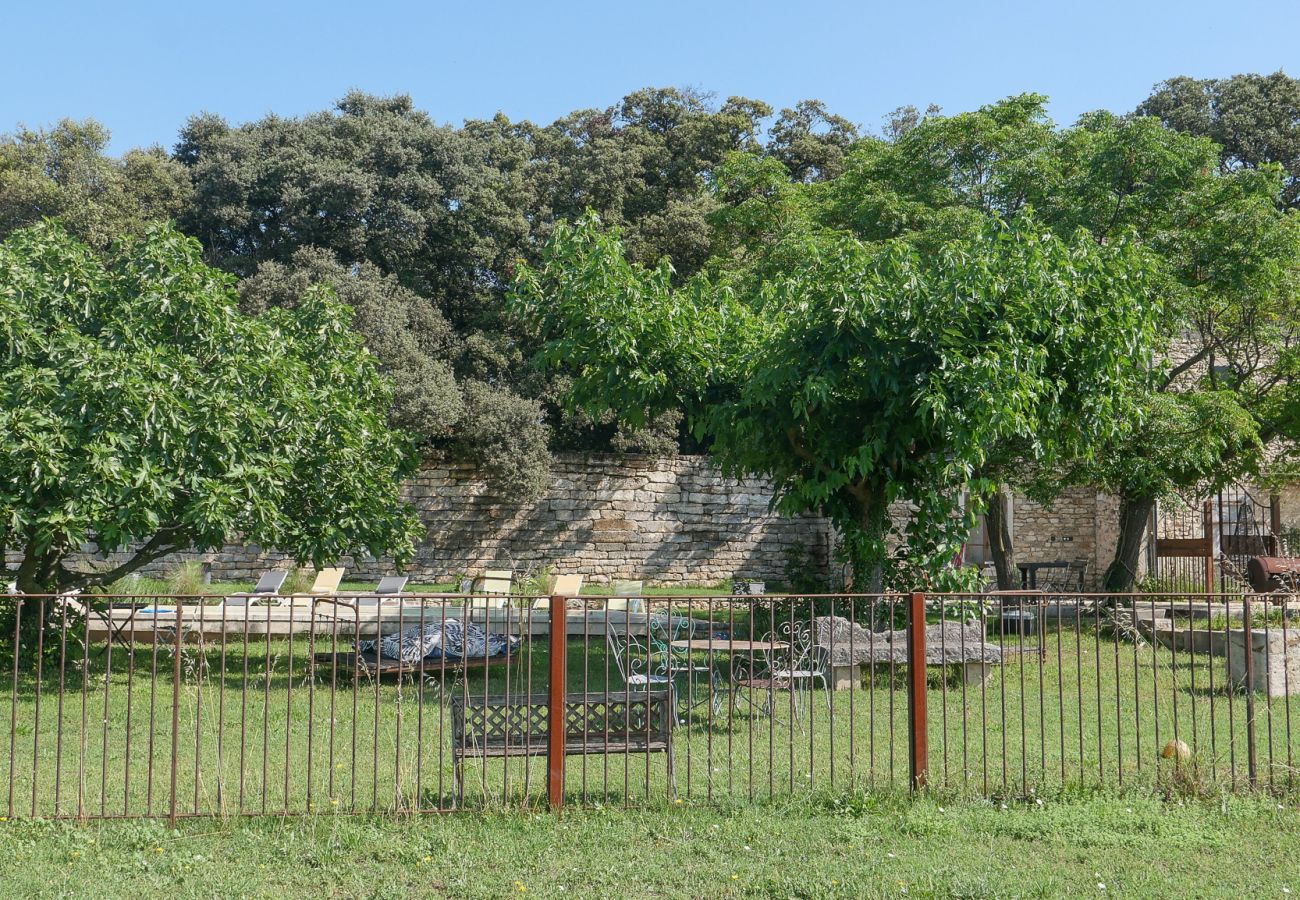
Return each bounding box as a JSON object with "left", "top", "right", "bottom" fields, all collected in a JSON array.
[
  {"left": 959, "top": 491, "right": 1011, "bottom": 568},
  {"left": 963, "top": 515, "right": 993, "bottom": 566}
]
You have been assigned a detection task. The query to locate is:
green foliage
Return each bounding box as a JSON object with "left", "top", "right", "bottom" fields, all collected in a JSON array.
[
  {"left": 0, "top": 222, "right": 421, "bottom": 592},
  {"left": 779, "top": 543, "right": 831, "bottom": 594},
  {"left": 0, "top": 120, "right": 191, "bottom": 249},
  {"left": 238, "top": 248, "right": 464, "bottom": 437},
  {"left": 513, "top": 212, "right": 1160, "bottom": 590},
  {"left": 766, "top": 99, "right": 859, "bottom": 183},
  {"left": 451, "top": 380, "right": 553, "bottom": 501},
  {"left": 1138, "top": 71, "right": 1300, "bottom": 210},
  {"left": 165, "top": 561, "right": 208, "bottom": 596},
  {"left": 772, "top": 93, "right": 1300, "bottom": 589},
  {"left": 166, "top": 89, "right": 852, "bottom": 492}
]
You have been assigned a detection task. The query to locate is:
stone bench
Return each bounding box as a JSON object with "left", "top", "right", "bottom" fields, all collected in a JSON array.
[{"left": 813, "top": 617, "right": 1003, "bottom": 689}]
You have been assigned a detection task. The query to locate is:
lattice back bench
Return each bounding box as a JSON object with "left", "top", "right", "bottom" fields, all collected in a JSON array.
[{"left": 450, "top": 690, "right": 676, "bottom": 796}]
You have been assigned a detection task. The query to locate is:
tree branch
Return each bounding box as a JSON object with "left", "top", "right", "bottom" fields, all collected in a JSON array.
[
  {"left": 58, "top": 527, "right": 193, "bottom": 591},
  {"left": 1159, "top": 344, "right": 1214, "bottom": 390}
]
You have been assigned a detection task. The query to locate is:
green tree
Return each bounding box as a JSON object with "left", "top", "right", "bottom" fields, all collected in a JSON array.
[
  {"left": 1137, "top": 71, "right": 1300, "bottom": 209},
  {"left": 0, "top": 222, "right": 422, "bottom": 596},
  {"left": 513, "top": 214, "right": 1160, "bottom": 590},
  {"left": 0, "top": 119, "right": 191, "bottom": 248},
  {"left": 766, "top": 100, "right": 859, "bottom": 183},
  {"left": 173, "top": 89, "right": 798, "bottom": 494},
  {"left": 238, "top": 248, "right": 464, "bottom": 438},
  {"left": 785, "top": 96, "right": 1300, "bottom": 591}
]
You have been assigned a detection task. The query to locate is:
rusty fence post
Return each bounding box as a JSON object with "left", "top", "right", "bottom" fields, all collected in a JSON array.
[
  {"left": 547, "top": 594, "right": 567, "bottom": 809},
  {"left": 907, "top": 590, "right": 928, "bottom": 791}
]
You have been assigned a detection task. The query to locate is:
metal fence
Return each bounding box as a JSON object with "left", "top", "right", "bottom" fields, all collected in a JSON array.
[{"left": 1, "top": 590, "right": 1297, "bottom": 821}]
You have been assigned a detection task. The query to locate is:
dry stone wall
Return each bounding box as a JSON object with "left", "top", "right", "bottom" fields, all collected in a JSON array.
[
  {"left": 10, "top": 452, "right": 1223, "bottom": 592},
  {"left": 25, "top": 455, "right": 833, "bottom": 586}
]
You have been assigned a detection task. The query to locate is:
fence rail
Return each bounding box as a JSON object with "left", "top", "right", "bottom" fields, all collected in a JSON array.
[{"left": 1, "top": 590, "right": 1296, "bottom": 821}]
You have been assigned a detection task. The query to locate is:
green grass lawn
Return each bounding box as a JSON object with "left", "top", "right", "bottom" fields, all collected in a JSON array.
[{"left": 0, "top": 793, "right": 1296, "bottom": 897}]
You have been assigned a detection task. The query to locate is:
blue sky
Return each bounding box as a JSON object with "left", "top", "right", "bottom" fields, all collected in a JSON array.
[{"left": 3, "top": 0, "right": 1297, "bottom": 154}]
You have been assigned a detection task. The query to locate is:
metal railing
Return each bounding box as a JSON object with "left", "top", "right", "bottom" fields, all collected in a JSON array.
[{"left": 1, "top": 590, "right": 1296, "bottom": 820}]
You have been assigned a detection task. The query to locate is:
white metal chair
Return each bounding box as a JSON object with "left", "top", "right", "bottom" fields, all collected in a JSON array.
[
  {"left": 606, "top": 622, "right": 672, "bottom": 691},
  {"left": 732, "top": 627, "right": 831, "bottom": 720}
]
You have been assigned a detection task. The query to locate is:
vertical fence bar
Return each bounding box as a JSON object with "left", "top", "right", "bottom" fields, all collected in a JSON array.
[
  {"left": 1202, "top": 501, "right": 1215, "bottom": 593},
  {"left": 907, "top": 591, "right": 928, "bottom": 790},
  {"left": 1243, "top": 594, "right": 1258, "bottom": 786},
  {"left": 547, "top": 593, "right": 567, "bottom": 809},
  {"left": 7, "top": 598, "right": 20, "bottom": 818},
  {"left": 169, "top": 605, "right": 183, "bottom": 828}
]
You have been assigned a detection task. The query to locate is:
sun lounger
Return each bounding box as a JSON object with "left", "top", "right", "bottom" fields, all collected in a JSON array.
[
  {"left": 607, "top": 581, "right": 645, "bottom": 614},
  {"left": 468, "top": 569, "right": 513, "bottom": 609},
  {"left": 347, "top": 575, "right": 410, "bottom": 608},
  {"left": 533, "top": 574, "right": 584, "bottom": 608},
  {"left": 222, "top": 571, "right": 288, "bottom": 606}
]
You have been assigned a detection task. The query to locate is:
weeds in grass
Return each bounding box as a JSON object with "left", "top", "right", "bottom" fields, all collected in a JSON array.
[{"left": 166, "top": 562, "right": 209, "bottom": 597}]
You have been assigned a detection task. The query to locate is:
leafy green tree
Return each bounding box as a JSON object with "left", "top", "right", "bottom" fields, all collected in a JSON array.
[
  {"left": 0, "top": 120, "right": 191, "bottom": 248},
  {"left": 783, "top": 96, "right": 1300, "bottom": 591},
  {"left": 513, "top": 214, "right": 1160, "bottom": 590},
  {"left": 766, "top": 100, "right": 859, "bottom": 183},
  {"left": 238, "top": 248, "right": 464, "bottom": 437},
  {"left": 1138, "top": 71, "right": 1300, "bottom": 209},
  {"left": 172, "top": 89, "right": 800, "bottom": 495},
  {"left": 0, "top": 222, "right": 422, "bottom": 595}
]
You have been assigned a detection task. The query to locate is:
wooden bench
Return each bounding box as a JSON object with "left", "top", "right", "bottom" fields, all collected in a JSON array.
[{"left": 450, "top": 690, "right": 675, "bottom": 795}]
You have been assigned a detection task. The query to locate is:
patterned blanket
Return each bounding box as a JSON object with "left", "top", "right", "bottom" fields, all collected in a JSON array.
[{"left": 358, "top": 619, "right": 518, "bottom": 664}]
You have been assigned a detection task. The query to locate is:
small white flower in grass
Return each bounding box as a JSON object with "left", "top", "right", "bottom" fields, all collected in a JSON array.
[
  {"left": 743, "top": 846, "right": 752, "bottom": 851},
  {"left": 887, "top": 852, "right": 896, "bottom": 859},
  {"left": 937, "top": 807, "right": 944, "bottom": 813},
  {"left": 1035, "top": 799, "right": 1043, "bottom": 807},
  {"left": 1000, "top": 803, "right": 1008, "bottom": 810},
  {"left": 1097, "top": 883, "right": 1106, "bottom": 891}
]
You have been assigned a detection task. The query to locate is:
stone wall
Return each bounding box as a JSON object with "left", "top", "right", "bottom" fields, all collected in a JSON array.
[
  {"left": 886, "top": 487, "right": 1130, "bottom": 590},
  {"left": 27, "top": 451, "right": 1290, "bottom": 592},
  {"left": 20, "top": 455, "right": 833, "bottom": 586},
  {"left": 1014, "top": 487, "right": 1117, "bottom": 586},
  {"left": 394, "top": 455, "right": 832, "bottom": 584}
]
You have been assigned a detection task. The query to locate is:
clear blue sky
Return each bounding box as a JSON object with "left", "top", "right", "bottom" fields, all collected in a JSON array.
[{"left": 4, "top": 0, "right": 1297, "bottom": 154}]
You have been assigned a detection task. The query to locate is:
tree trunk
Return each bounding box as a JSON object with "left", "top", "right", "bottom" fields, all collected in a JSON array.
[
  {"left": 1103, "top": 492, "right": 1157, "bottom": 593},
  {"left": 985, "top": 486, "right": 1019, "bottom": 591},
  {"left": 840, "top": 492, "right": 887, "bottom": 594}
]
